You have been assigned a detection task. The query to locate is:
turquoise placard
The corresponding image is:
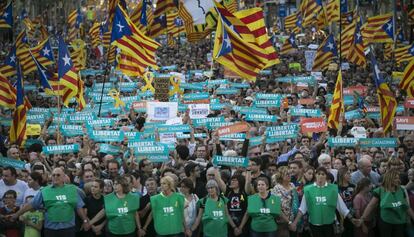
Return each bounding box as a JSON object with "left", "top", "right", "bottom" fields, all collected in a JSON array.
[
  {"left": 213, "top": 155, "right": 249, "bottom": 167},
  {"left": 255, "top": 93, "right": 282, "bottom": 100},
  {"left": 328, "top": 137, "right": 358, "bottom": 147},
  {"left": 158, "top": 125, "right": 191, "bottom": 133},
  {"left": 359, "top": 138, "right": 398, "bottom": 148},
  {"left": 206, "top": 122, "right": 234, "bottom": 130},
  {"left": 160, "top": 65, "right": 177, "bottom": 70},
  {"left": 344, "top": 95, "right": 354, "bottom": 105},
  {"left": 180, "top": 83, "right": 205, "bottom": 91},
  {"left": 133, "top": 142, "right": 169, "bottom": 155},
  {"left": 249, "top": 136, "right": 264, "bottom": 147},
  {"left": 0, "top": 157, "right": 26, "bottom": 169},
  {"left": 245, "top": 114, "right": 278, "bottom": 122},
  {"left": 90, "top": 130, "right": 124, "bottom": 142},
  {"left": 183, "top": 92, "right": 209, "bottom": 101},
  {"left": 231, "top": 82, "right": 250, "bottom": 88},
  {"left": 216, "top": 88, "right": 240, "bottom": 95},
  {"left": 60, "top": 125, "right": 84, "bottom": 137},
  {"left": 192, "top": 117, "right": 225, "bottom": 127},
  {"left": 240, "top": 107, "right": 268, "bottom": 115},
  {"left": 260, "top": 70, "right": 271, "bottom": 75},
  {"left": 86, "top": 118, "right": 115, "bottom": 128},
  {"left": 277, "top": 76, "right": 316, "bottom": 84},
  {"left": 219, "top": 133, "right": 246, "bottom": 141},
  {"left": 210, "top": 103, "right": 231, "bottom": 111},
  {"left": 345, "top": 110, "right": 364, "bottom": 120},
  {"left": 27, "top": 114, "right": 46, "bottom": 124},
  {"left": 176, "top": 133, "right": 207, "bottom": 139},
  {"left": 68, "top": 114, "right": 96, "bottom": 123},
  {"left": 253, "top": 100, "right": 281, "bottom": 108},
  {"left": 99, "top": 144, "right": 121, "bottom": 155},
  {"left": 266, "top": 124, "right": 299, "bottom": 139},
  {"left": 43, "top": 144, "right": 80, "bottom": 154},
  {"left": 208, "top": 79, "right": 228, "bottom": 86},
  {"left": 289, "top": 108, "right": 321, "bottom": 117}
]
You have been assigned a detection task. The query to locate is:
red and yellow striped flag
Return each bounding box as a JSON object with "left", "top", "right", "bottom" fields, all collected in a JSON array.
[
  {"left": 130, "top": 0, "right": 154, "bottom": 35},
  {"left": 312, "top": 34, "right": 337, "bottom": 71},
  {"left": 347, "top": 22, "right": 366, "bottom": 67},
  {"left": 328, "top": 70, "right": 343, "bottom": 130},
  {"left": 0, "top": 72, "right": 16, "bottom": 109},
  {"left": 395, "top": 44, "right": 414, "bottom": 64},
  {"left": 326, "top": 0, "right": 340, "bottom": 23},
  {"left": 300, "top": 0, "right": 322, "bottom": 27},
  {"left": 9, "top": 63, "right": 28, "bottom": 146},
  {"left": 400, "top": 59, "right": 414, "bottom": 96},
  {"left": 362, "top": 13, "right": 394, "bottom": 44}
]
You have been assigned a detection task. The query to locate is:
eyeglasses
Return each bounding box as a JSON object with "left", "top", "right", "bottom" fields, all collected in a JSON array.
[{"left": 52, "top": 174, "right": 61, "bottom": 177}]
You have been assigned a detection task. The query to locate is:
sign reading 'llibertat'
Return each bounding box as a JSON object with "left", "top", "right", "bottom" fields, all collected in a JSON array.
[
  {"left": 0, "top": 157, "right": 26, "bottom": 169},
  {"left": 213, "top": 155, "right": 249, "bottom": 167},
  {"left": 328, "top": 137, "right": 358, "bottom": 147},
  {"left": 266, "top": 124, "right": 299, "bottom": 140},
  {"left": 43, "top": 144, "right": 80, "bottom": 155}
]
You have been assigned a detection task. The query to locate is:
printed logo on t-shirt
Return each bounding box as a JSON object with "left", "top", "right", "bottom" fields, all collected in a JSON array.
[
  {"left": 212, "top": 210, "right": 223, "bottom": 218},
  {"left": 315, "top": 196, "right": 327, "bottom": 205},
  {"left": 117, "top": 207, "right": 129, "bottom": 215},
  {"left": 163, "top": 206, "right": 174, "bottom": 214},
  {"left": 55, "top": 195, "right": 67, "bottom": 202},
  {"left": 260, "top": 208, "right": 270, "bottom": 214},
  {"left": 392, "top": 201, "right": 402, "bottom": 208}
]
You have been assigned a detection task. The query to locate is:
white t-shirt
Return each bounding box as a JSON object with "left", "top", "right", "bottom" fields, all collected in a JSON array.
[
  {"left": 0, "top": 179, "right": 29, "bottom": 207},
  {"left": 23, "top": 188, "right": 40, "bottom": 203}
]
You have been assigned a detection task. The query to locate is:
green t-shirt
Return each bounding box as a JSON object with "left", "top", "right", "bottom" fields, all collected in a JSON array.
[
  {"left": 150, "top": 192, "right": 185, "bottom": 235},
  {"left": 197, "top": 196, "right": 229, "bottom": 237},
  {"left": 373, "top": 186, "right": 408, "bottom": 224},
  {"left": 22, "top": 210, "right": 44, "bottom": 237},
  {"left": 104, "top": 192, "right": 140, "bottom": 235},
  {"left": 247, "top": 193, "right": 281, "bottom": 232},
  {"left": 304, "top": 183, "right": 338, "bottom": 225},
  {"left": 41, "top": 184, "right": 77, "bottom": 222}
]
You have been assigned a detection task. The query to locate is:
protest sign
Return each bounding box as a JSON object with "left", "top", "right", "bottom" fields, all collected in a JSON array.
[
  {"left": 189, "top": 104, "right": 210, "bottom": 119},
  {"left": 359, "top": 138, "right": 398, "bottom": 148},
  {"left": 328, "top": 137, "right": 358, "bottom": 147},
  {"left": 43, "top": 144, "right": 80, "bottom": 155},
  {"left": 90, "top": 130, "right": 124, "bottom": 142},
  {"left": 154, "top": 76, "right": 170, "bottom": 102},
  {"left": 0, "top": 157, "right": 26, "bottom": 169},
  {"left": 300, "top": 118, "right": 327, "bottom": 133},
  {"left": 289, "top": 108, "right": 321, "bottom": 117},
  {"left": 266, "top": 124, "right": 299, "bottom": 141},
  {"left": 404, "top": 99, "right": 414, "bottom": 108},
  {"left": 99, "top": 144, "right": 121, "bottom": 155},
  {"left": 395, "top": 117, "right": 414, "bottom": 130},
  {"left": 26, "top": 124, "right": 41, "bottom": 136},
  {"left": 146, "top": 102, "right": 178, "bottom": 121},
  {"left": 212, "top": 155, "right": 249, "bottom": 167},
  {"left": 245, "top": 114, "right": 278, "bottom": 122},
  {"left": 217, "top": 122, "right": 250, "bottom": 137},
  {"left": 219, "top": 133, "right": 246, "bottom": 141},
  {"left": 304, "top": 50, "right": 316, "bottom": 71}
]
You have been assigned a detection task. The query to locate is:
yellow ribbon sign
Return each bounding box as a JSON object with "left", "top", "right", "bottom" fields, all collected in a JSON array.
[
  {"left": 141, "top": 72, "right": 155, "bottom": 93},
  {"left": 108, "top": 89, "right": 125, "bottom": 108},
  {"left": 169, "top": 75, "right": 183, "bottom": 96}
]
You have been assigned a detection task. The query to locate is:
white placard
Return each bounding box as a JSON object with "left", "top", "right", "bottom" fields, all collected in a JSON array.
[
  {"left": 147, "top": 102, "right": 178, "bottom": 122},
  {"left": 189, "top": 104, "right": 210, "bottom": 119},
  {"left": 305, "top": 50, "right": 317, "bottom": 71}
]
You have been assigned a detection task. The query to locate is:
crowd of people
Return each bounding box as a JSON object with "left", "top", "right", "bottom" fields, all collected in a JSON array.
[{"left": 0, "top": 3, "right": 414, "bottom": 237}]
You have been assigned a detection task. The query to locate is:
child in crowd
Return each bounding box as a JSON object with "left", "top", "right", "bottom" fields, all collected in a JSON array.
[
  {"left": 0, "top": 190, "right": 20, "bottom": 237},
  {"left": 19, "top": 195, "right": 43, "bottom": 237}
]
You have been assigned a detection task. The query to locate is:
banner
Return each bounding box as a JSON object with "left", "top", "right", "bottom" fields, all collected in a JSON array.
[
  {"left": 0, "top": 157, "right": 26, "bottom": 169},
  {"left": 212, "top": 155, "right": 249, "bottom": 167},
  {"left": 68, "top": 113, "right": 96, "bottom": 123},
  {"left": 266, "top": 124, "right": 299, "bottom": 140},
  {"left": 253, "top": 100, "right": 281, "bottom": 108},
  {"left": 359, "top": 138, "right": 398, "bottom": 148},
  {"left": 180, "top": 83, "right": 204, "bottom": 90},
  {"left": 86, "top": 118, "right": 115, "bottom": 128},
  {"left": 217, "top": 122, "right": 250, "bottom": 137},
  {"left": 158, "top": 124, "right": 191, "bottom": 133},
  {"left": 239, "top": 107, "right": 268, "bottom": 115},
  {"left": 183, "top": 92, "right": 209, "bottom": 101},
  {"left": 255, "top": 93, "right": 282, "bottom": 100},
  {"left": 245, "top": 114, "right": 278, "bottom": 122},
  {"left": 395, "top": 117, "right": 414, "bottom": 130},
  {"left": 405, "top": 99, "right": 414, "bottom": 108},
  {"left": 90, "top": 130, "right": 124, "bottom": 142},
  {"left": 289, "top": 108, "right": 321, "bottom": 117},
  {"left": 300, "top": 118, "right": 327, "bottom": 133},
  {"left": 219, "top": 133, "right": 246, "bottom": 141},
  {"left": 192, "top": 117, "right": 225, "bottom": 127},
  {"left": 133, "top": 142, "right": 169, "bottom": 155},
  {"left": 146, "top": 102, "right": 178, "bottom": 121},
  {"left": 216, "top": 88, "right": 240, "bottom": 95},
  {"left": 99, "top": 143, "right": 121, "bottom": 155},
  {"left": 328, "top": 137, "right": 358, "bottom": 147},
  {"left": 189, "top": 104, "right": 210, "bottom": 119},
  {"left": 61, "top": 125, "right": 84, "bottom": 137},
  {"left": 43, "top": 144, "right": 80, "bottom": 154}
]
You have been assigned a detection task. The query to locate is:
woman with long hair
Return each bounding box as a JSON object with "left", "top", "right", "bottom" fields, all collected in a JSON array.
[
  {"left": 89, "top": 176, "right": 141, "bottom": 237},
  {"left": 226, "top": 174, "right": 248, "bottom": 237},
  {"left": 353, "top": 178, "right": 374, "bottom": 237},
  {"left": 271, "top": 166, "right": 299, "bottom": 237},
  {"left": 239, "top": 177, "right": 288, "bottom": 237},
  {"left": 337, "top": 167, "right": 355, "bottom": 237},
  {"left": 360, "top": 170, "right": 414, "bottom": 237},
  {"left": 179, "top": 178, "right": 199, "bottom": 236},
  {"left": 191, "top": 180, "right": 237, "bottom": 237}
]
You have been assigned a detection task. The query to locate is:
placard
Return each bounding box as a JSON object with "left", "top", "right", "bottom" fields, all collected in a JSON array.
[
  {"left": 154, "top": 77, "right": 170, "bottom": 102},
  {"left": 404, "top": 99, "right": 414, "bottom": 108},
  {"left": 300, "top": 118, "right": 327, "bottom": 133},
  {"left": 328, "top": 137, "right": 358, "bottom": 147},
  {"left": 146, "top": 102, "right": 178, "bottom": 121},
  {"left": 42, "top": 144, "right": 80, "bottom": 155},
  {"left": 212, "top": 155, "right": 249, "bottom": 167},
  {"left": 359, "top": 138, "right": 398, "bottom": 148},
  {"left": 395, "top": 116, "right": 414, "bottom": 130},
  {"left": 0, "top": 157, "right": 26, "bottom": 169},
  {"left": 189, "top": 104, "right": 210, "bottom": 119},
  {"left": 26, "top": 124, "right": 42, "bottom": 136},
  {"left": 217, "top": 122, "right": 250, "bottom": 137},
  {"left": 266, "top": 124, "right": 299, "bottom": 140}
]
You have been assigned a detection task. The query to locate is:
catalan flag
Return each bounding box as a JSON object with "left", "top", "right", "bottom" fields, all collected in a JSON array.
[
  {"left": 409, "top": 8, "right": 414, "bottom": 24},
  {"left": 285, "top": 12, "right": 303, "bottom": 33},
  {"left": 130, "top": 0, "right": 154, "bottom": 34},
  {"left": 280, "top": 33, "right": 297, "bottom": 55},
  {"left": 153, "top": 0, "right": 178, "bottom": 18},
  {"left": 371, "top": 53, "right": 397, "bottom": 133},
  {"left": 213, "top": 6, "right": 268, "bottom": 81},
  {"left": 39, "top": 24, "right": 49, "bottom": 40},
  {"left": 0, "top": 72, "right": 16, "bottom": 109},
  {"left": 166, "top": 11, "right": 184, "bottom": 45},
  {"left": 223, "top": 0, "right": 238, "bottom": 13},
  {"left": 116, "top": 51, "right": 145, "bottom": 76},
  {"left": 70, "top": 39, "right": 87, "bottom": 70},
  {"left": 9, "top": 63, "right": 27, "bottom": 146},
  {"left": 58, "top": 36, "right": 79, "bottom": 106},
  {"left": 0, "top": 46, "right": 17, "bottom": 77},
  {"left": 326, "top": 0, "right": 340, "bottom": 23},
  {"left": 328, "top": 70, "right": 343, "bottom": 130},
  {"left": 67, "top": 9, "right": 83, "bottom": 42},
  {"left": 75, "top": 77, "right": 86, "bottom": 111},
  {"left": 341, "top": 10, "right": 356, "bottom": 26},
  {"left": 312, "top": 34, "right": 337, "bottom": 71},
  {"left": 300, "top": 0, "right": 322, "bottom": 27},
  {"left": 89, "top": 22, "right": 101, "bottom": 48},
  {"left": 0, "top": 2, "right": 12, "bottom": 28},
  {"left": 30, "top": 51, "right": 60, "bottom": 96},
  {"left": 19, "top": 37, "right": 55, "bottom": 75},
  {"left": 348, "top": 22, "right": 366, "bottom": 67},
  {"left": 399, "top": 59, "right": 414, "bottom": 96},
  {"left": 395, "top": 44, "right": 414, "bottom": 64},
  {"left": 22, "top": 17, "right": 36, "bottom": 39},
  {"left": 384, "top": 43, "right": 393, "bottom": 60},
  {"left": 234, "top": 7, "right": 279, "bottom": 67},
  {"left": 339, "top": 20, "right": 356, "bottom": 59},
  {"left": 362, "top": 13, "right": 394, "bottom": 44},
  {"left": 111, "top": 4, "right": 160, "bottom": 72},
  {"left": 149, "top": 14, "right": 167, "bottom": 38}
]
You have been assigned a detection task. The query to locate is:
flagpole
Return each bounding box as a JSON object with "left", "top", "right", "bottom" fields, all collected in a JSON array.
[
  {"left": 97, "top": 49, "right": 111, "bottom": 117},
  {"left": 339, "top": 0, "right": 342, "bottom": 70},
  {"left": 57, "top": 37, "right": 62, "bottom": 145}
]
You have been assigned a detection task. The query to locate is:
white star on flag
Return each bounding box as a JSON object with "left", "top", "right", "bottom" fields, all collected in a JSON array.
[
  {"left": 374, "top": 64, "right": 381, "bottom": 79},
  {"left": 327, "top": 42, "right": 334, "bottom": 50},
  {"left": 410, "top": 47, "right": 414, "bottom": 54},
  {"left": 62, "top": 54, "right": 71, "bottom": 66},
  {"left": 386, "top": 22, "right": 392, "bottom": 32},
  {"left": 42, "top": 47, "right": 51, "bottom": 56},
  {"left": 223, "top": 36, "right": 231, "bottom": 49},
  {"left": 3, "top": 12, "right": 8, "bottom": 18},
  {"left": 117, "top": 21, "right": 125, "bottom": 32},
  {"left": 9, "top": 55, "right": 15, "bottom": 63},
  {"left": 356, "top": 33, "right": 361, "bottom": 40}
]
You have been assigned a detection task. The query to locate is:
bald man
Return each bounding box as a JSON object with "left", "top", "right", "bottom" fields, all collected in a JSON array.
[
  {"left": 350, "top": 157, "right": 380, "bottom": 187},
  {"left": 12, "top": 168, "right": 89, "bottom": 237}
]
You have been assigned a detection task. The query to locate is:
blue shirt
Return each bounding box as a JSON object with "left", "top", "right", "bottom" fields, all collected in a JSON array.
[{"left": 31, "top": 185, "right": 85, "bottom": 230}]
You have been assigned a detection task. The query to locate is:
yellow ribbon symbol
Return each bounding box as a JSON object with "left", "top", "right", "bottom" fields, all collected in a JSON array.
[
  {"left": 108, "top": 89, "right": 125, "bottom": 108},
  {"left": 141, "top": 72, "right": 155, "bottom": 93},
  {"left": 169, "top": 75, "right": 183, "bottom": 96}
]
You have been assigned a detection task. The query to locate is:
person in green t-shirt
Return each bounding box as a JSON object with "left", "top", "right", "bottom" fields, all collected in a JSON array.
[
  {"left": 89, "top": 176, "right": 142, "bottom": 237},
  {"left": 360, "top": 170, "right": 414, "bottom": 237},
  {"left": 291, "top": 167, "right": 358, "bottom": 237},
  {"left": 190, "top": 180, "right": 238, "bottom": 237},
  {"left": 143, "top": 176, "right": 189, "bottom": 237},
  {"left": 19, "top": 196, "right": 43, "bottom": 237},
  {"left": 239, "top": 177, "right": 288, "bottom": 237}
]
